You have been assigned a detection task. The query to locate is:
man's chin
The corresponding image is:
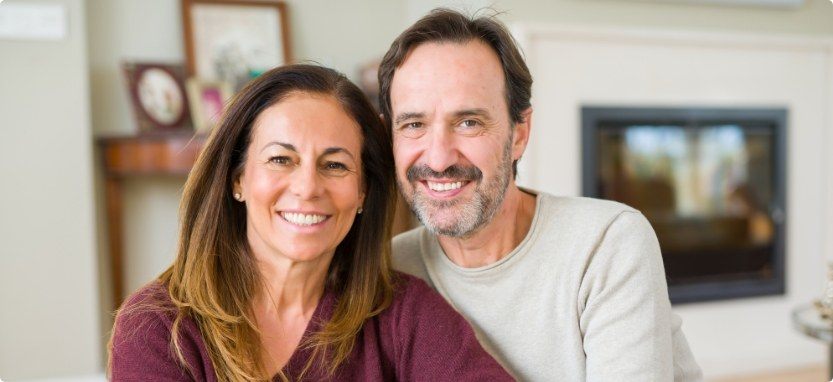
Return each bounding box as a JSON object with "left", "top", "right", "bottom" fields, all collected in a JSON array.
[{"left": 415, "top": 209, "right": 468, "bottom": 236}]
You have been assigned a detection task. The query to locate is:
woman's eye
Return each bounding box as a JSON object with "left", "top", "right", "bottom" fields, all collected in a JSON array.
[
  {"left": 268, "top": 156, "right": 292, "bottom": 166},
  {"left": 324, "top": 161, "right": 348, "bottom": 171}
]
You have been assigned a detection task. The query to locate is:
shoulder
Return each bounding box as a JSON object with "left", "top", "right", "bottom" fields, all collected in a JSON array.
[
  {"left": 390, "top": 272, "right": 442, "bottom": 307},
  {"left": 378, "top": 273, "right": 514, "bottom": 380},
  {"left": 112, "top": 282, "right": 177, "bottom": 340},
  {"left": 533, "top": 192, "right": 653, "bottom": 245},
  {"left": 380, "top": 272, "right": 474, "bottom": 347},
  {"left": 391, "top": 226, "right": 432, "bottom": 283},
  {"left": 110, "top": 282, "right": 208, "bottom": 380},
  {"left": 537, "top": 192, "right": 638, "bottom": 226},
  {"left": 392, "top": 226, "right": 425, "bottom": 257},
  {"left": 383, "top": 271, "right": 454, "bottom": 323}
]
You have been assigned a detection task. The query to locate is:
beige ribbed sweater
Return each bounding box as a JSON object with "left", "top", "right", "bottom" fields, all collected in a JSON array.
[{"left": 392, "top": 192, "right": 703, "bottom": 382}]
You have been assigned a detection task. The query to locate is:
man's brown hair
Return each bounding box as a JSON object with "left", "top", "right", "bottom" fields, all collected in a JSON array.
[{"left": 378, "top": 8, "right": 533, "bottom": 175}]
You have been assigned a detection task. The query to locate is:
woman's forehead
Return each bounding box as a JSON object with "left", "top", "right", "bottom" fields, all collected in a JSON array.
[{"left": 250, "top": 93, "right": 364, "bottom": 153}]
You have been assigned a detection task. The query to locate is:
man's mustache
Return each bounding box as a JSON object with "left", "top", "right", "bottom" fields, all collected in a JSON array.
[{"left": 406, "top": 164, "right": 482, "bottom": 183}]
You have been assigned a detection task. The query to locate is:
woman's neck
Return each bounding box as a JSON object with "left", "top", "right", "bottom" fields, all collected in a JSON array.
[
  {"left": 251, "top": 247, "right": 334, "bottom": 376},
  {"left": 254, "top": 250, "right": 332, "bottom": 315}
]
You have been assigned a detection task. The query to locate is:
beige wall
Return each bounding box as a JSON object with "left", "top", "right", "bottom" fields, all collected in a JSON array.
[
  {"left": 497, "top": 0, "right": 833, "bottom": 35},
  {"left": 0, "top": 0, "right": 101, "bottom": 379}
]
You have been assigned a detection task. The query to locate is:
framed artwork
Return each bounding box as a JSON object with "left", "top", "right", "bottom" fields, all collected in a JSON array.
[
  {"left": 182, "top": 0, "right": 291, "bottom": 91},
  {"left": 186, "top": 78, "right": 233, "bottom": 133},
  {"left": 122, "top": 62, "right": 192, "bottom": 133}
]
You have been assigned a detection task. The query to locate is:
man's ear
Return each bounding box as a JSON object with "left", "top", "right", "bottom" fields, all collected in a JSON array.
[{"left": 512, "top": 107, "right": 533, "bottom": 161}]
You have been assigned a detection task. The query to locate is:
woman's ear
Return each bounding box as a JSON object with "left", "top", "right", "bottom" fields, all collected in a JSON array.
[
  {"left": 358, "top": 180, "right": 367, "bottom": 213},
  {"left": 232, "top": 171, "right": 245, "bottom": 202}
]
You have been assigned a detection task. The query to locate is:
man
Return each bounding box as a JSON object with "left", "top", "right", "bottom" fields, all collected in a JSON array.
[{"left": 379, "top": 9, "right": 703, "bottom": 381}]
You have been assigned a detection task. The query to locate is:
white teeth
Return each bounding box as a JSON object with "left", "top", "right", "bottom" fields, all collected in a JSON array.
[
  {"left": 281, "top": 212, "right": 327, "bottom": 226},
  {"left": 427, "top": 181, "right": 463, "bottom": 191}
]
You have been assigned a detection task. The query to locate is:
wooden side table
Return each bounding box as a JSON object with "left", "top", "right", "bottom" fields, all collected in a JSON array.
[{"left": 98, "top": 132, "right": 207, "bottom": 310}]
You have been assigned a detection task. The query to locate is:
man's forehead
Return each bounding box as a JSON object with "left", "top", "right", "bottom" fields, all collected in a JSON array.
[
  {"left": 394, "top": 40, "right": 503, "bottom": 82},
  {"left": 390, "top": 40, "right": 507, "bottom": 112}
]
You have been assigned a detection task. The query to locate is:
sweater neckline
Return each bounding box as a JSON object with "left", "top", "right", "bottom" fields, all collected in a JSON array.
[
  {"left": 274, "top": 288, "right": 336, "bottom": 380},
  {"left": 425, "top": 188, "right": 546, "bottom": 277}
]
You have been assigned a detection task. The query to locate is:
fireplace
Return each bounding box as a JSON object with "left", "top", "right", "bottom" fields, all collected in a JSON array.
[{"left": 581, "top": 107, "right": 787, "bottom": 304}]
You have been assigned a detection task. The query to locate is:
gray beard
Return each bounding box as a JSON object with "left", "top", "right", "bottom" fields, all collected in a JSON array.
[{"left": 399, "top": 136, "right": 513, "bottom": 238}]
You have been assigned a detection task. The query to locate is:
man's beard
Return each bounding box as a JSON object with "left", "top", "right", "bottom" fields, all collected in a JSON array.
[{"left": 398, "top": 136, "right": 513, "bottom": 238}]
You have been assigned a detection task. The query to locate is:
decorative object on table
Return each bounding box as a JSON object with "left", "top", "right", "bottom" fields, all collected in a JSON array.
[
  {"left": 814, "top": 262, "right": 833, "bottom": 320},
  {"left": 181, "top": 0, "right": 291, "bottom": 92},
  {"left": 122, "top": 62, "right": 192, "bottom": 133},
  {"left": 186, "top": 78, "right": 233, "bottom": 133}
]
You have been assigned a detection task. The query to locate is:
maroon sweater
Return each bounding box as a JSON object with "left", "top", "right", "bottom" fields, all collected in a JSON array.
[{"left": 110, "top": 272, "right": 514, "bottom": 381}]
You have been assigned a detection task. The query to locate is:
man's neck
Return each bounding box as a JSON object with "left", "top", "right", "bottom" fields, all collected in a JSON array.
[{"left": 437, "top": 185, "right": 537, "bottom": 268}]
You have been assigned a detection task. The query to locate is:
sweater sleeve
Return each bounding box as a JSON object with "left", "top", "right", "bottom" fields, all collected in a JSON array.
[
  {"left": 109, "top": 287, "right": 210, "bottom": 381},
  {"left": 578, "top": 211, "right": 682, "bottom": 382},
  {"left": 389, "top": 275, "right": 515, "bottom": 381}
]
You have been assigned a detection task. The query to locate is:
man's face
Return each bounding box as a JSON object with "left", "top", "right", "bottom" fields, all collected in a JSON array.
[{"left": 389, "top": 40, "right": 519, "bottom": 238}]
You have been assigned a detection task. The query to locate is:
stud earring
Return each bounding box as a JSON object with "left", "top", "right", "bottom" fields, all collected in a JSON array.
[
  {"left": 233, "top": 192, "right": 242, "bottom": 201},
  {"left": 357, "top": 207, "right": 363, "bottom": 215}
]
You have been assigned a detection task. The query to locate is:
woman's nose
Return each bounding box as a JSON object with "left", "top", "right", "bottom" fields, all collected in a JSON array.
[{"left": 288, "top": 163, "right": 322, "bottom": 200}]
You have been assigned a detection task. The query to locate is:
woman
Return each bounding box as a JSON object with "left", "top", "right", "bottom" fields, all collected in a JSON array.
[{"left": 108, "top": 65, "right": 513, "bottom": 381}]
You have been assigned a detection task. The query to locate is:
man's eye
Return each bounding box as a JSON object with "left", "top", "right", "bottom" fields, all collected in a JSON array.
[
  {"left": 460, "top": 119, "right": 479, "bottom": 128},
  {"left": 403, "top": 122, "right": 423, "bottom": 129}
]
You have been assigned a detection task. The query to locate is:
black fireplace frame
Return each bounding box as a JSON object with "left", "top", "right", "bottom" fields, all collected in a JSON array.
[{"left": 581, "top": 106, "right": 788, "bottom": 304}]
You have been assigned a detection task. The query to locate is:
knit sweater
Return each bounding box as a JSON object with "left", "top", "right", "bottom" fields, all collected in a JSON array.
[
  {"left": 109, "top": 272, "right": 513, "bottom": 381},
  {"left": 393, "top": 192, "right": 703, "bottom": 381}
]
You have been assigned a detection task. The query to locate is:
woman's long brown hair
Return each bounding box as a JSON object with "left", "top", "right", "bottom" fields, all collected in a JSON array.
[{"left": 112, "top": 65, "right": 396, "bottom": 381}]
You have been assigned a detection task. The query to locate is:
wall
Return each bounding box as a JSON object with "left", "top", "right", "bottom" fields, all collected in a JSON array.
[
  {"left": 516, "top": 24, "right": 833, "bottom": 378},
  {"left": 497, "top": 0, "right": 833, "bottom": 35},
  {"left": 0, "top": 0, "right": 101, "bottom": 379}
]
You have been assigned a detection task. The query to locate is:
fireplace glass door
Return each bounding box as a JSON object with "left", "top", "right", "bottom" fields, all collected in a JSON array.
[{"left": 582, "top": 107, "right": 786, "bottom": 303}]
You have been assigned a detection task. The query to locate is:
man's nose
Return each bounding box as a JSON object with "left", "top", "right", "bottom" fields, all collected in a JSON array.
[
  {"left": 288, "top": 163, "right": 322, "bottom": 200},
  {"left": 424, "top": 126, "right": 459, "bottom": 174}
]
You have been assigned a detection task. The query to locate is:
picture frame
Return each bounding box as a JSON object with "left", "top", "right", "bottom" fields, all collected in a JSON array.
[
  {"left": 122, "top": 62, "right": 192, "bottom": 133},
  {"left": 186, "top": 78, "right": 233, "bottom": 133},
  {"left": 181, "top": 0, "right": 291, "bottom": 92}
]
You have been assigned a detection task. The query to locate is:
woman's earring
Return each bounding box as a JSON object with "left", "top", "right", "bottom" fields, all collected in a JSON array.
[
  {"left": 233, "top": 192, "right": 243, "bottom": 201},
  {"left": 357, "top": 207, "right": 363, "bottom": 215}
]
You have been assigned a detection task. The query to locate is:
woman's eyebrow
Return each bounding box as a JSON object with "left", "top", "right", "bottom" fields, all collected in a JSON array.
[
  {"left": 322, "top": 147, "right": 355, "bottom": 160},
  {"left": 261, "top": 141, "right": 296, "bottom": 153}
]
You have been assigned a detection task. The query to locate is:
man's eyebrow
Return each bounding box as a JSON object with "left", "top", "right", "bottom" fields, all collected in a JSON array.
[
  {"left": 394, "top": 112, "right": 424, "bottom": 125},
  {"left": 454, "top": 108, "right": 491, "bottom": 119},
  {"left": 322, "top": 147, "right": 356, "bottom": 161},
  {"left": 261, "top": 141, "right": 296, "bottom": 153}
]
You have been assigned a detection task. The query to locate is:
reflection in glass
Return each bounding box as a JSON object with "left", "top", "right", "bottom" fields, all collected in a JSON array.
[{"left": 595, "top": 119, "right": 779, "bottom": 289}]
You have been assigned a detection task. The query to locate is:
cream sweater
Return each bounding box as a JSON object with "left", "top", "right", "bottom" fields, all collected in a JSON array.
[{"left": 392, "top": 192, "right": 703, "bottom": 381}]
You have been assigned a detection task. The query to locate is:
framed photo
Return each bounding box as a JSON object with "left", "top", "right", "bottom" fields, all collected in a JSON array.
[
  {"left": 122, "top": 62, "right": 192, "bottom": 133},
  {"left": 186, "top": 78, "right": 233, "bottom": 133},
  {"left": 182, "top": 0, "right": 291, "bottom": 92}
]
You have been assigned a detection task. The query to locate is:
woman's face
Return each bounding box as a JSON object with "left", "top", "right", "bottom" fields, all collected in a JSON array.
[{"left": 235, "top": 92, "right": 365, "bottom": 265}]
